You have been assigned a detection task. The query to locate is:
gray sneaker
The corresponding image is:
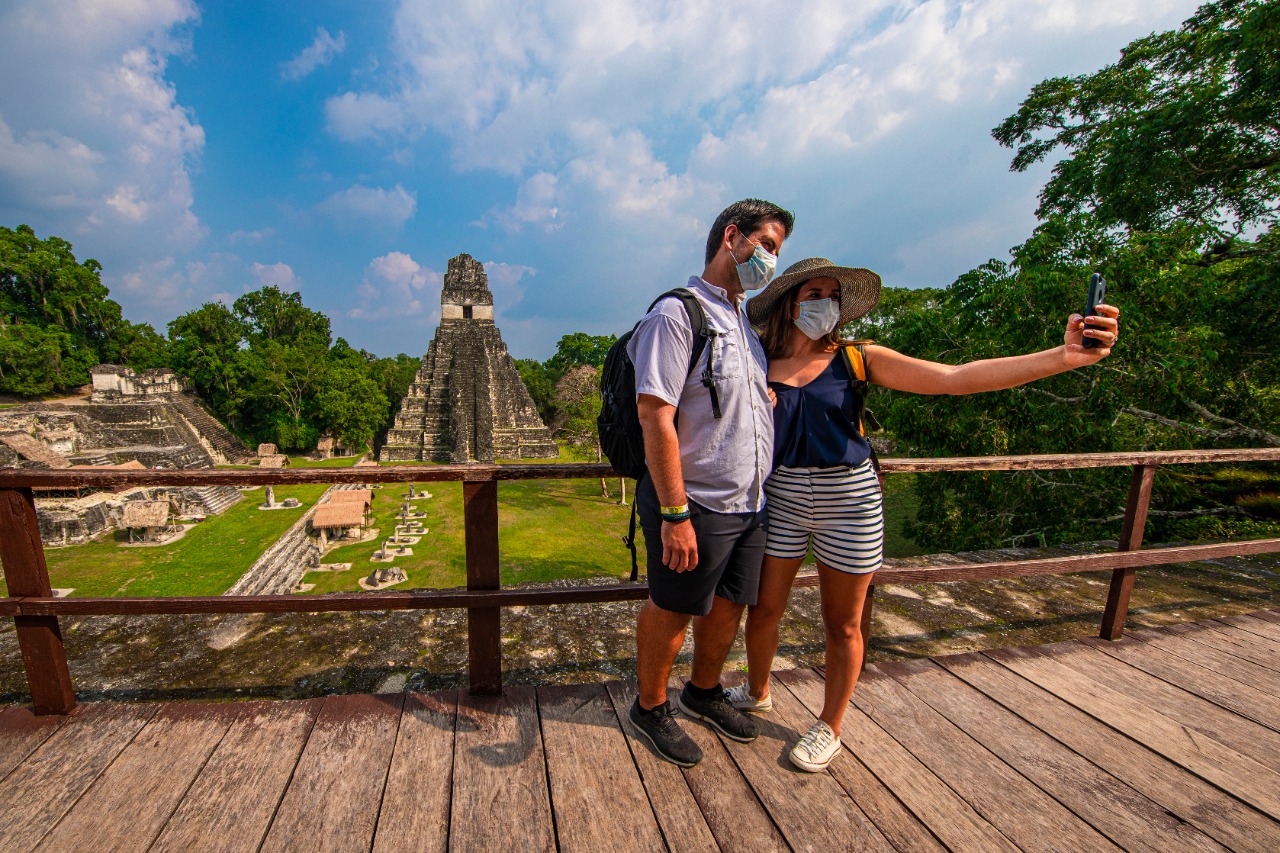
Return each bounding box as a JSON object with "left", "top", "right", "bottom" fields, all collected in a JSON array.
[
  {"left": 628, "top": 698, "right": 703, "bottom": 767},
  {"left": 724, "top": 682, "right": 773, "bottom": 713},
  {"left": 676, "top": 683, "right": 758, "bottom": 742},
  {"left": 790, "top": 720, "right": 840, "bottom": 772}
]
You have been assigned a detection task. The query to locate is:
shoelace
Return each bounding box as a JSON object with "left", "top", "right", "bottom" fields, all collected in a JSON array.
[{"left": 797, "top": 724, "right": 834, "bottom": 756}]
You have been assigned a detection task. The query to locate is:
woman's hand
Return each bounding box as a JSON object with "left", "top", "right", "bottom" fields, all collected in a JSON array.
[{"left": 1063, "top": 303, "right": 1120, "bottom": 368}]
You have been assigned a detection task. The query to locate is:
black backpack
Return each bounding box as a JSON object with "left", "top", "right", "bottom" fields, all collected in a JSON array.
[{"left": 598, "top": 288, "right": 720, "bottom": 579}]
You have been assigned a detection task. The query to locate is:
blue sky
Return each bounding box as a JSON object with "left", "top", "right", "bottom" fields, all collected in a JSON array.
[{"left": 1, "top": 0, "right": 1200, "bottom": 361}]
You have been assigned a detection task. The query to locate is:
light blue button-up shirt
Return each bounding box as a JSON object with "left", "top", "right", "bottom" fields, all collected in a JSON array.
[{"left": 627, "top": 276, "right": 774, "bottom": 513}]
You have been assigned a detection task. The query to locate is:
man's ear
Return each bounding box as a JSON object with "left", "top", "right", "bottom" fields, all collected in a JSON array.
[{"left": 722, "top": 224, "right": 739, "bottom": 251}]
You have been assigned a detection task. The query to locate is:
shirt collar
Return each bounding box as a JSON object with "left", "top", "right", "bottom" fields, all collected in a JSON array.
[{"left": 690, "top": 275, "right": 742, "bottom": 307}]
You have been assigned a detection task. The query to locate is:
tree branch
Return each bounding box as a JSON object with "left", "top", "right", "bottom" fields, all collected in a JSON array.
[{"left": 1121, "top": 405, "right": 1280, "bottom": 446}]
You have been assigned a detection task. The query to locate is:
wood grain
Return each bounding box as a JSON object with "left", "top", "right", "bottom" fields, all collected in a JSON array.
[
  {"left": 853, "top": 661, "right": 1121, "bottom": 852},
  {"left": 36, "top": 703, "right": 236, "bottom": 851},
  {"left": 896, "top": 658, "right": 1225, "bottom": 852},
  {"left": 0, "top": 702, "right": 156, "bottom": 850},
  {"left": 0, "top": 706, "right": 65, "bottom": 782},
  {"left": 604, "top": 680, "right": 718, "bottom": 853},
  {"left": 259, "top": 693, "right": 404, "bottom": 853},
  {"left": 537, "top": 682, "right": 665, "bottom": 852},
  {"left": 449, "top": 685, "right": 555, "bottom": 853},
  {"left": 151, "top": 699, "right": 321, "bottom": 853},
  {"left": 938, "top": 650, "right": 1280, "bottom": 853},
  {"left": 372, "top": 690, "right": 457, "bottom": 853},
  {"left": 1081, "top": 634, "right": 1280, "bottom": 732},
  {"left": 987, "top": 644, "right": 1280, "bottom": 819}
]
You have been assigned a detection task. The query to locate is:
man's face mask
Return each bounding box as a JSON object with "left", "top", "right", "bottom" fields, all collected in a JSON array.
[
  {"left": 730, "top": 235, "right": 777, "bottom": 291},
  {"left": 795, "top": 297, "right": 841, "bottom": 340}
]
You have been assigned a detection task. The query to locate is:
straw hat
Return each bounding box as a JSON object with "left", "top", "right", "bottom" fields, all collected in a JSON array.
[{"left": 746, "top": 257, "right": 882, "bottom": 327}]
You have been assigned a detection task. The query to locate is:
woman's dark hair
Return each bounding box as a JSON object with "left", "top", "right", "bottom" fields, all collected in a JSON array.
[
  {"left": 757, "top": 281, "right": 854, "bottom": 359},
  {"left": 704, "top": 198, "right": 795, "bottom": 265}
]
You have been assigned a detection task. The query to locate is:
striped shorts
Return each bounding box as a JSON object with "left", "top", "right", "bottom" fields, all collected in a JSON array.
[{"left": 763, "top": 461, "right": 884, "bottom": 574}]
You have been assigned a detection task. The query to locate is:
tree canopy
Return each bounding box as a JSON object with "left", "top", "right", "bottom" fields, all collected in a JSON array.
[
  {"left": 871, "top": 0, "right": 1279, "bottom": 551},
  {"left": 0, "top": 224, "right": 168, "bottom": 395}
]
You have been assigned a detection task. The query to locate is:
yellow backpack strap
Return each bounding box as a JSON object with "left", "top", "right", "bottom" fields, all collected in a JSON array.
[
  {"left": 839, "top": 344, "right": 870, "bottom": 435},
  {"left": 840, "top": 344, "right": 868, "bottom": 381}
]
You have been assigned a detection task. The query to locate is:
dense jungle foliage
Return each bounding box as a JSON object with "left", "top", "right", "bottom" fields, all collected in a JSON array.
[{"left": 863, "top": 0, "right": 1279, "bottom": 549}]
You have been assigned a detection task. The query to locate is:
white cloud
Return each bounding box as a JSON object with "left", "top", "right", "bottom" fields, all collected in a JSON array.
[
  {"left": 316, "top": 183, "right": 417, "bottom": 229},
  {"left": 348, "top": 251, "right": 442, "bottom": 320},
  {"left": 0, "top": 0, "right": 205, "bottom": 255},
  {"left": 250, "top": 261, "right": 300, "bottom": 292},
  {"left": 281, "top": 27, "right": 346, "bottom": 81}
]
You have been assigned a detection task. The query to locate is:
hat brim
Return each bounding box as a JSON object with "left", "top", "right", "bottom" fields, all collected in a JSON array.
[{"left": 746, "top": 260, "right": 882, "bottom": 327}]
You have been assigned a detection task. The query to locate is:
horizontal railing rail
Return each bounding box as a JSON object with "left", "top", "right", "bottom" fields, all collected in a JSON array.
[{"left": 3, "top": 447, "right": 1278, "bottom": 715}]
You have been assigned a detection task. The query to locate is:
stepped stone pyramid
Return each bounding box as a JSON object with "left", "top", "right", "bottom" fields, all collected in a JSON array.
[{"left": 380, "top": 253, "right": 558, "bottom": 463}]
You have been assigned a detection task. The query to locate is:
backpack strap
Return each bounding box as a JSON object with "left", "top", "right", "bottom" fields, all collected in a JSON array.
[
  {"left": 649, "top": 289, "right": 721, "bottom": 419},
  {"left": 838, "top": 344, "right": 870, "bottom": 435},
  {"left": 840, "top": 343, "right": 885, "bottom": 489}
]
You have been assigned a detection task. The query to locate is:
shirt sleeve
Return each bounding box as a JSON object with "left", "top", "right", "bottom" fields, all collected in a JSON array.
[{"left": 627, "top": 300, "right": 694, "bottom": 407}]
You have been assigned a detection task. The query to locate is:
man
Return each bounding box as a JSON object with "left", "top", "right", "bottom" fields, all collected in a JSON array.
[{"left": 626, "top": 198, "right": 794, "bottom": 766}]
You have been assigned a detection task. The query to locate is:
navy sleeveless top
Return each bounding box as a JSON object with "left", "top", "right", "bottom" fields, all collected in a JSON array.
[{"left": 769, "top": 353, "right": 871, "bottom": 470}]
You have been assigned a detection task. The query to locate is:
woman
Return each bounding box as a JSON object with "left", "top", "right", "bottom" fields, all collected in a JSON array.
[{"left": 728, "top": 257, "right": 1120, "bottom": 772}]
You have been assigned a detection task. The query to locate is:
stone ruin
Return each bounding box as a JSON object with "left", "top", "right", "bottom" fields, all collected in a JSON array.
[
  {"left": 90, "top": 365, "right": 183, "bottom": 402},
  {"left": 380, "top": 253, "right": 558, "bottom": 463},
  {"left": 1, "top": 370, "right": 254, "bottom": 545}
]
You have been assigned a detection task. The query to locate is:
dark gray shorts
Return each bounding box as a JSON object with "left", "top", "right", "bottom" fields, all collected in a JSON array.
[{"left": 637, "top": 474, "right": 768, "bottom": 616}]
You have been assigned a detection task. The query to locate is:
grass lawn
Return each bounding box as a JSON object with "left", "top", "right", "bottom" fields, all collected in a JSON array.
[
  {"left": 882, "top": 472, "right": 926, "bottom": 559},
  {"left": 22, "top": 484, "right": 331, "bottom": 598},
  {"left": 11, "top": 462, "right": 924, "bottom": 599},
  {"left": 301, "top": 477, "right": 637, "bottom": 593}
]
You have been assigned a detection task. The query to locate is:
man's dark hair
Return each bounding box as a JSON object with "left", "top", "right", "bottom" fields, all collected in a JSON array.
[{"left": 704, "top": 198, "right": 796, "bottom": 265}]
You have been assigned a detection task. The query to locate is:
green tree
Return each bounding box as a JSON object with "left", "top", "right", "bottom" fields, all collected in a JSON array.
[
  {"left": 168, "top": 303, "right": 248, "bottom": 426},
  {"left": 876, "top": 0, "right": 1279, "bottom": 551},
  {"left": 516, "top": 357, "right": 556, "bottom": 425},
  {"left": 994, "top": 0, "right": 1279, "bottom": 236},
  {"left": 545, "top": 332, "right": 617, "bottom": 378},
  {"left": 310, "top": 339, "right": 392, "bottom": 453},
  {"left": 0, "top": 224, "right": 144, "bottom": 392}
]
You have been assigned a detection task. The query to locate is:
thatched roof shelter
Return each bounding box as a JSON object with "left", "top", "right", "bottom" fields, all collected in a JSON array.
[
  {"left": 329, "top": 489, "right": 372, "bottom": 507},
  {"left": 122, "top": 500, "right": 169, "bottom": 529},
  {"left": 312, "top": 503, "right": 367, "bottom": 530},
  {"left": 257, "top": 443, "right": 278, "bottom": 457},
  {"left": 0, "top": 432, "right": 72, "bottom": 469}
]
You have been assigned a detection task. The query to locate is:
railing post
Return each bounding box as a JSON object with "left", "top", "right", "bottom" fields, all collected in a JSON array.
[
  {"left": 1100, "top": 464, "right": 1156, "bottom": 640},
  {"left": 0, "top": 487, "right": 76, "bottom": 714},
  {"left": 463, "top": 477, "right": 502, "bottom": 694}
]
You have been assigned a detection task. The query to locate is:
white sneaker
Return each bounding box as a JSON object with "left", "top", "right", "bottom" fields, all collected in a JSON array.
[
  {"left": 724, "top": 682, "right": 772, "bottom": 713},
  {"left": 790, "top": 721, "right": 840, "bottom": 772}
]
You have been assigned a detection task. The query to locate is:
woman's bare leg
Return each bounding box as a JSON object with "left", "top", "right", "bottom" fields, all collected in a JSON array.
[
  {"left": 816, "top": 564, "right": 875, "bottom": 736},
  {"left": 744, "top": 555, "right": 804, "bottom": 701}
]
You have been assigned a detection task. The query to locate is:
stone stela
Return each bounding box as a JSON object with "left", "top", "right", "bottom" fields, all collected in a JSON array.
[{"left": 380, "top": 253, "right": 558, "bottom": 463}]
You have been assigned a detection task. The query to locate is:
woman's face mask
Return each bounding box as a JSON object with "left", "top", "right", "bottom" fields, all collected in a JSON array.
[
  {"left": 795, "top": 297, "right": 841, "bottom": 340},
  {"left": 730, "top": 239, "right": 778, "bottom": 291}
]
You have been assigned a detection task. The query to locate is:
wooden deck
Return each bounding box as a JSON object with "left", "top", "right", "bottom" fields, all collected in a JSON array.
[{"left": 2, "top": 612, "right": 1278, "bottom": 852}]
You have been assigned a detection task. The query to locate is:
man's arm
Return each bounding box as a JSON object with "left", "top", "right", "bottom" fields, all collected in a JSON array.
[{"left": 637, "top": 393, "right": 698, "bottom": 572}]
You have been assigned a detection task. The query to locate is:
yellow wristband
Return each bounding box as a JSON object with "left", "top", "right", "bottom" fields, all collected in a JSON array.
[{"left": 660, "top": 504, "right": 689, "bottom": 515}]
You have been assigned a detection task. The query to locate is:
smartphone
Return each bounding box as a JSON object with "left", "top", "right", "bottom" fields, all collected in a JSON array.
[{"left": 1082, "top": 273, "right": 1107, "bottom": 349}]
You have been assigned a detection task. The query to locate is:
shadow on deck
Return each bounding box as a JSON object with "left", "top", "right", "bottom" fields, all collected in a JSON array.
[{"left": 2, "top": 612, "right": 1279, "bottom": 851}]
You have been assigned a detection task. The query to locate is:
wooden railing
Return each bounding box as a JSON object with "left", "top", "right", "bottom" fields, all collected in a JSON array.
[{"left": 2, "top": 448, "right": 1278, "bottom": 715}]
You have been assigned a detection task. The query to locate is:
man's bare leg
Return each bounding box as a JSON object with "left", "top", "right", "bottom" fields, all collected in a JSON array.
[
  {"left": 689, "top": 594, "right": 746, "bottom": 690},
  {"left": 636, "top": 598, "right": 692, "bottom": 709}
]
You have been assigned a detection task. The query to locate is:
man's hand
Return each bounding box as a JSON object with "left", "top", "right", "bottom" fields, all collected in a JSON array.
[{"left": 661, "top": 518, "right": 698, "bottom": 572}]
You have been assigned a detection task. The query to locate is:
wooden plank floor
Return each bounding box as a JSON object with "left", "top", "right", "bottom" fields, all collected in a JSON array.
[{"left": 2, "top": 612, "right": 1278, "bottom": 852}]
